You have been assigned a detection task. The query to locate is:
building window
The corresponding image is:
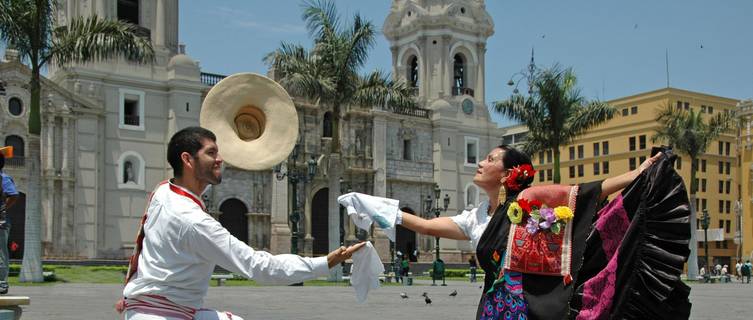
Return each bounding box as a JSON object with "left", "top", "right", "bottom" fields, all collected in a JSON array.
[
  {"left": 622, "top": 108, "right": 628, "bottom": 116},
  {"left": 701, "top": 159, "right": 706, "bottom": 172},
  {"left": 718, "top": 180, "right": 724, "bottom": 193},
  {"left": 603, "top": 161, "right": 609, "bottom": 174},
  {"left": 119, "top": 89, "right": 145, "bottom": 131},
  {"left": 719, "top": 200, "right": 724, "bottom": 213},
  {"left": 539, "top": 170, "right": 545, "bottom": 182},
  {"left": 322, "top": 112, "right": 333, "bottom": 138},
  {"left": 593, "top": 162, "right": 600, "bottom": 175},
  {"left": 708, "top": 106, "right": 713, "bottom": 114},
  {"left": 593, "top": 143, "right": 600, "bottom": 157},
  {"left": 546, "top": 150, "right": 553, "bottom": 163},
  {"left": 547, "top": 169, "right": 553, "bottom": 181},
  {"left": 725, "top": 162, "right": 730, "bottom": 175},
  {"left": 569, "top": 146, "right": 575, "bottom": 160},
  {"left": 602, "top": 141, "right": 609, "bottom": 155},
  {"left": 8, "top": 97, "right": 23, "bottom": 116},
  {"left": 718, "top": 161, "right": 724, "bottom": 174},
  {"left": 538, "top": 151, "right": 544, "bottom": 164},
  {"left": 725, "top": 180, "right": 730, "bottom": 194},
  {"left": 4, "top": 135, "right": 24, "bottom": 166},
  {"left": 676, "top": 100, "right": 682, "bottom": 110},
  {"left": 118, "top": 151, "right": 146, "bottom": 190},
  {"left": 639, "top": 156, "right": 646, "bottom": 164},
  {"left": 718, "top": 141, "right": 724, "bottom": 155},
  {"left": 630, "top": 106, "right": 638, "bottom": 114},
  {"left": 464, "top": 137, "right": 479, "bottom": 165},
  {"left": 452, "top": 54, "right": 466, "bottom": 95},
  {"left": 684, "top": 102, "right": 690, "bottom": 110},
  {"left": 408, "top": 56, "right": 419, "bottom": 88},
  {"left": 117, "top": 0, "right": 140, "bottom": 25},
  {"left": 701, "top": 105, "right": 707, "bottom": 113},
  {"left": 629, "top": 158, "right": 636, "bottom": 170},
  {"left": 577, "top": 145, "right": 584, "bottom": 159},
  {"left": 569, "top": 166, "right": 575, "bottom": 178},
  {"left": 629, "top": 137, "right": 636, "bottom": 151},
  {"left": 701, "top": 199, "right": 707, "bottom": 211},
  {"left": 725, "top": 220, "right": 731, "bottom": 234},
  {"left": 725, "top": 142, "right": 730, "bottom": 156},
  {"left": 577, "top": 165, "right": 584, "bottom": 177},
  {"left": 403, "top": 139, "right": 412, "bottom": 160},
  {"left": 726, "top": 200, "right": 731, "bottom": 214},
  {"left": 700, "top": 179, "right": 706, "bottom": 192},
  {"left": 639, "top": 135, "right": 646, "bottom": 149}
]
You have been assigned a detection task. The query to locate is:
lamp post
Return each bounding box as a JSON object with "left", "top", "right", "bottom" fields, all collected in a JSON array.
[
  {"left": 274, "top": 144, "right": 317, "bottom": 255},
  {"left": 338, "top": 177, "right": 352, "bottom": 280},
  {"left": 424, "top": 184, "right": 450, "bottom": 286},
  {"left": 701, "top": 209, "right": 710, "bottom": 281},
  {"left": 506, "top": 48, "right": 537, "bottom": 95}
]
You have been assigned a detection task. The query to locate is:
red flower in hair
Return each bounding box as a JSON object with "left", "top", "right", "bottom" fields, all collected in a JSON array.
[
  {"left": 10, "top": 241, "right": 18, "bottom": 252},
  {"left": 504, "top": 164, "right": 536, "bottom": 191}
]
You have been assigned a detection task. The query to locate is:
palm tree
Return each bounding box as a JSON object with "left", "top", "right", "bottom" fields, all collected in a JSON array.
[
  {"left": 265, "top": 0, "right": 416, "bottom": 153},
  {"left": 0, "top": 0, "right": 153, "bottom": 282},
  {"left": 495, "top": 64, "right": 615, "bottom": 183},
  {"left": 653, "top": 105, "right": 735, "bottom": 281}
]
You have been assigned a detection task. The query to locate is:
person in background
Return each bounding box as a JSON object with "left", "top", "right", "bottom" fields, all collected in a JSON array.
[
  {"left": 468, "top": 255, "right": 478, "bottom": 283},
  {"left": 0, "top": 153, "right": 19, "bottom": 295}
]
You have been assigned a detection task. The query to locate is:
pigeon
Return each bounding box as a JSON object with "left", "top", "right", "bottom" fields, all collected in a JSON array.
[
  {"left": 424, "top": 295, "right": 432, "bottom": 305},
  {"left": 449, "top": 290, "right": 457, "bottom": 297},
  {"left": 400, "top": 292, "right": 409, "bottom": 299}
]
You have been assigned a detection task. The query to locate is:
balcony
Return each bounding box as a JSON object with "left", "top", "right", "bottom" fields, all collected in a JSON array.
[
  {"left": 452, "top": 86, "right": 475, "bottom": 97},
  {"left": 5, "top": 157, "right": 24, "bottom": 167},
  {"left": 201, "top": 72, "right": 227, "bottom": 86},
  {"left": 388, "top": 106, "right": 431, "bottom": 119},
  {"left": 123, "top": 115, "right": 140, "bottom": 126}
]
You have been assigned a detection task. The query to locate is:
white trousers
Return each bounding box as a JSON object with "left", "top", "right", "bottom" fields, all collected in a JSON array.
[{"left": 125, "top": 309, "right": 244, "bottom": 320}]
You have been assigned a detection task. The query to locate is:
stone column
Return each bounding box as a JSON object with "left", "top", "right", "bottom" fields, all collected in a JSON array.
[
  {"left": 371, "top": 112, "right": 391, "bottom": 260},
  {"left": 95, "top": 0, "right": 106, "bottom": 17},
  {"left": 44, "top": 116, "right": 55, "bottom": 171},
  {"left": 155, "top": 0, "right": 166, "bottom": 48},
  {"left": 269, "top": 171, "right": 291, "bottom": 254},
  {"left": 303, "top": 183, "right": 314, "bottom": 256},
  {"left": 442, "top": 35, "right": 452, "bottom": 96},
  {"left": 61, "top": 117, "right": 70, "bottom": 175},
  {"left": 476, "top": 42, "right": 486, "bottom": 104}
]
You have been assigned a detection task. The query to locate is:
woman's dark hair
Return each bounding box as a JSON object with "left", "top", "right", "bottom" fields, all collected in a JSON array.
[
  {"left": 497, "top": 144, "right": 534, "bottom": 191},
  {"left": 167, "top": 126, "right": 216, "bottom": 177},
  {"left": 0, "top": 154, "right": 4, "bottom": 171}
]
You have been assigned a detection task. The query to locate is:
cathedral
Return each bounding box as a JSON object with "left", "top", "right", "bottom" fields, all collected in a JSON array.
[{"left": 0, "top": 0, "right": 504, "bottom": 264}]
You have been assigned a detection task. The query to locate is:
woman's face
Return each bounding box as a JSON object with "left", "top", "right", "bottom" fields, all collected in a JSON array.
[{"left": 473, "top": 148, "right": 509, "bottom": 189}]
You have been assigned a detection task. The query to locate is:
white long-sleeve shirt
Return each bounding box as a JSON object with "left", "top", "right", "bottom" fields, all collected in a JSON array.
[
  {"left": 123, "top": 181, "right": 330, "bottom": 308},
  {"left": 449, "top": 200, "right": 492, "bottom": 251}
]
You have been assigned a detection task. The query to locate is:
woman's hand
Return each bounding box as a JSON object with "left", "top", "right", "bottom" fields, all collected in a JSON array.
[
  {"left": 638, "top": 152, "right": 663, "bottom": 174},
  {"left": 327, "top": 242, "right": 367, "bottom": 268}
]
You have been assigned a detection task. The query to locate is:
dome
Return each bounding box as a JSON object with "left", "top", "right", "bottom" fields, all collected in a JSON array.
[{"left": 168, "top": 54, "right": 196, "bottom": 68}]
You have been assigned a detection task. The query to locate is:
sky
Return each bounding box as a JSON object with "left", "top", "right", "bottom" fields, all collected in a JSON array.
[{"left": 179, "top": 0, "right": 753, "bottom": 127}]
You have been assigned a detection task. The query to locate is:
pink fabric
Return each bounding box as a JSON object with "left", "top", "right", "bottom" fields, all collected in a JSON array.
[
  {"left": 517, "top": 184, "right": 572, "bottom": 208},
  {"left": 576, "top": 195, "right": 630, "bottom": 320}
]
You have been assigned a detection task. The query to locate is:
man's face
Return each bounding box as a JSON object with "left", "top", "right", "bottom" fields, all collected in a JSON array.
[{"left": 192, "top": 138, "right": 223, "bottom": 185}]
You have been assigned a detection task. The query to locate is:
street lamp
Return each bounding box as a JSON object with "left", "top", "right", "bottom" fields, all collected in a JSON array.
[
  {"left": 701, "top": 209, "right": 710, "bottom": 282},
  {"left": 274, "top": 143, "right": 317, "bottom": 255},
  {"left": 507, "top": 48, "right": 537, "bottom": 95},
  {"left": 424, "top": 184, "right": 450, "bottom": 286},
  {"left": 338, "top": 177, "right": 351, "bottom": 280}
]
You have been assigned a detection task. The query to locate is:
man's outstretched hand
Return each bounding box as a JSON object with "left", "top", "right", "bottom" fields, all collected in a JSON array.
[{"left": 327, "top": 242, "right": 367, "bottom": 268}]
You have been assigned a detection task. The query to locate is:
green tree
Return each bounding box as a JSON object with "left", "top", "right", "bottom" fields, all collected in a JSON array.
[
  {"left": 495, "top": 64, "right": 615, "bottom": 183},
  {"left": 652, "top": 105, "right": 735, "bottom": 280},
  {"left": 0, "top": 0, "right": 153, "bottom": 282},
  {"left": 265, "top": 0, "right": 416, "bottom": 153}
]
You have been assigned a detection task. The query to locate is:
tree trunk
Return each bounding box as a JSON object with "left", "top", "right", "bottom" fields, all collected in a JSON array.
[
  {"left": 686, "top": 156, "right": 699, "bottom": 281},
  {"left": 20, "top": 72, "right": 44, "bottom": 282},
  {"left": 553, "top": 148, "right": 561, "bottom": 184}
]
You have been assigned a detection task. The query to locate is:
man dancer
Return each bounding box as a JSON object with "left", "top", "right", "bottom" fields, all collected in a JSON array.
[{"left": 121, "top": 127, "right": 363, "bottom": 319}]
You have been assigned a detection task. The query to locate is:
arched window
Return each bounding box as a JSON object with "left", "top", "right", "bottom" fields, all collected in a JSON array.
[
  {"left": 409, "top": 56, "right": 419, "bottom": 88},
  {"left": 4, "top": 135, "right": 24, "bottom": 158},
  {"left": 118, "top": 151, "right": 145, "bottom": 190},
  {"left": 8, "top": 97, "right": 23, "bottom": 116},
  {"left": 322, "top": 112, "right": 333, "bottom": 138},
  {"left": 453, "top": 54, "right": 466, "bottom": 96}
]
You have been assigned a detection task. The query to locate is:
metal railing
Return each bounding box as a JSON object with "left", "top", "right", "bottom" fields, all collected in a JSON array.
[
  {"left": 201, "top": 72, "right": 227, "bottom": 86},
  {"left": 5, "top": 157, "right": 24, "bottom": 167},
  {"left": 124, "top": 115, "right": 140, "bottom": 126},
  {"left": 451, "top": 86, "right": 475, "bottom": 97},
  {"left": 389, "top": 106, "right": 431, "bottom": 118}
]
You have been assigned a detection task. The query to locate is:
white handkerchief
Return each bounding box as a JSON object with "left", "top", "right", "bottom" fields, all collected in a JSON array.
[
  {"left": 349, "top": 241, "right": 384, "bottom": 303},
  {"left": 337, "top": 192, "right": 399, "bottom": 241}
]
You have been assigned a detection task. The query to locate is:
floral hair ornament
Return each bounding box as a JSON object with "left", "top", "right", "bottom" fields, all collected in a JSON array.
[{"left": 504, "top": 164, "right": 536, "bottom": 191}]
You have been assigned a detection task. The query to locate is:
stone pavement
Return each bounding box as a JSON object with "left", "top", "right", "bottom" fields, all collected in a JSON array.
[{"left": 6, "top": 280, "right": 753, "bottom": 319}]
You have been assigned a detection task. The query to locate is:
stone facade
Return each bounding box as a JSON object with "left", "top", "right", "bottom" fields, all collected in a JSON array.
[{"left": 1, "top": 0, "right": 506, "bottom": 263}]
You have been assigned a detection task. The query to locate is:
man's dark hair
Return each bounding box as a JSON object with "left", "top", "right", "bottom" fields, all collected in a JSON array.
[
  {"left": 167, "top": 127, "right": 216, "bottom": 177},
  {"left": 497, "top": 144, "right": 534, "bottom": 190},
  {"left": 0, "top": 153, "right": 5, "bottom": 171}
]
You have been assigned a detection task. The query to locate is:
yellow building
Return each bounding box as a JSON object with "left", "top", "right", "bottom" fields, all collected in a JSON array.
[
  {"left": 737, "top": 99, "right": 753, "bottom": 262},
  {"left": 501, "top": 87, "right": 741, "bottom": 269}
]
